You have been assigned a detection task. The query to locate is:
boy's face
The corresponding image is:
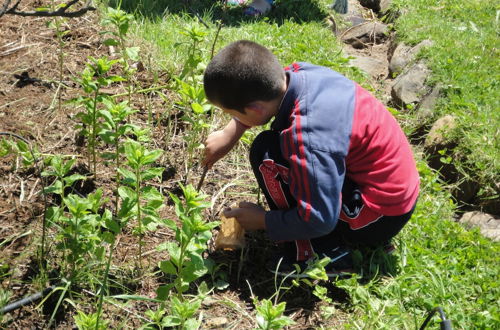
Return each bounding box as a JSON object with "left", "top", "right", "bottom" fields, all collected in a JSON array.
[
  {"left": 221, "top": 107, "right": 271, "bottom": 126},
  {"left": 218, "top": 102, "right": 276, "bottom": 128}
]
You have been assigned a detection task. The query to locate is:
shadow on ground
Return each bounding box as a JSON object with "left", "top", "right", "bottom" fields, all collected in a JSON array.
[{"left": 108, "top": 0, "right": 330, "bottom": 27}]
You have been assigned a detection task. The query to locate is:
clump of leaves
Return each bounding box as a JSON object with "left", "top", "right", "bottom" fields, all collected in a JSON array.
[
  {"left": 118, "top": 139, "right": 164, "bottom": 269},
  {"left": 101, "top": 6, "right": 139, "bottom": 103},
  {"left": 74, "top": 56, "right": 125, "bottom": 177}
]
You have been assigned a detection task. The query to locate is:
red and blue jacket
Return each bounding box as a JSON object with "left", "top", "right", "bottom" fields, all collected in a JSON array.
[{"left": 264, "top": 62, "right": 420, "bottom": 241}]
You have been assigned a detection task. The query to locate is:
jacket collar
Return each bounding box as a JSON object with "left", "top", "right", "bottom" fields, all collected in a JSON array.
[{"left": 271, "top": 70, "right": 302, "bottom": 131}]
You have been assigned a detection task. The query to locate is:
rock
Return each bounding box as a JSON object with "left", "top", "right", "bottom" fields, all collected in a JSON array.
[
  {"left": 349, "top": 55, "right": 388, "bottom": 79},
  {"left": 204, "top": 317, "right": 229, "bottom": 328},
  {"left": 341, "top": 22, "right": 389, "bottom": 49},
  {"left": 419, "top": 83, "right": 442, "bottom": 114},
  {"left": 424, "top": 115, "right": 457, "bottom": 149},
  {"left": 423, "top": 115, "right": 459, "bottom": 182},
  {"left": 459, "top": 211, "right": 500, "bottom": 241},
  {"left": 389, "top": 40, "right": 433, "bottom": 76},
  {"left": 391, "top": 62, "right": 430, "bottom": 107}
]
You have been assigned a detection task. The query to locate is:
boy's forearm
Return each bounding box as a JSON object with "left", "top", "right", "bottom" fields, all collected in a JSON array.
[{"left": 223, "top": 117, "right": 248, "bottom": 143}]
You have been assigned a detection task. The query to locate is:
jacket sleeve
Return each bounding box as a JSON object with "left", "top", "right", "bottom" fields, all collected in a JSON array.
[{"left": 264, "top": 146, "right": 346, "bottom": 241}]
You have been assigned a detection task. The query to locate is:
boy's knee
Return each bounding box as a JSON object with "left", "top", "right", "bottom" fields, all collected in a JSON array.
[{"left": 250, "top": 130, "right": 278, "bottom": 158}]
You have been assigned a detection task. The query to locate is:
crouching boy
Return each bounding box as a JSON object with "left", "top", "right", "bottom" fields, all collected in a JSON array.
[{"left": 202, "top": 40, "right": 419, "bottom": 277}]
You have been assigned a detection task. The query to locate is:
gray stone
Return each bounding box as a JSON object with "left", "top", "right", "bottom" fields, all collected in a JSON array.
[
  {"left": 341, "top": 22, "right": 389, "bottom": 49},
  {"left": 419, "top": 84, "right": 442, "bottom": 113},
  {"left": 391, "top": 62, "right": 430, "bottom": 107},
  {"left": 349, "top": 55, "right": 388, "bottom": 79},
  {"left": 459, "top": 211, "right": 500, "bottom": 241},
  {"left": 424, "top": 114, "right": 457, "bottom": 149},
  {"left": 389, "top": 40, "right": 433, "bottom": 76}
]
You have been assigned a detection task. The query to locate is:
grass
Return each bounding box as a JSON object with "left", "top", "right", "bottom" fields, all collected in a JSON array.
[
  {"left": 102, "top": 0, "right": 500, "bottom": 328},
  {"left": 392, "top": 0, "right": 499, "bottom": 205}
]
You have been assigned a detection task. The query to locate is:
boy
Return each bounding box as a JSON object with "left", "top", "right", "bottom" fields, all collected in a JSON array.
[{"left": 202, "top": 40, "right": 419, "bottom": 277}]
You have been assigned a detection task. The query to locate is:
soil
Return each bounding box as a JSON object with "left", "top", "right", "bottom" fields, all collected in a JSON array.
[{"left": 0, "top": 1, "right": 408, "bottom": 329}]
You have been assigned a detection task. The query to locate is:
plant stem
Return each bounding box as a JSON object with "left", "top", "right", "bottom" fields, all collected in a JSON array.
[
  {"left": 91, "top": 88, "right": 99, "bottom": 177},
  {"left": 114, "top": 130, "right": 120, "bottom": 216},
  {"left": 95, "top": 239, "right": 115, "bottom": 330},
  {"left": 135, "top": 166, "right": 142, "bottom": 270}
]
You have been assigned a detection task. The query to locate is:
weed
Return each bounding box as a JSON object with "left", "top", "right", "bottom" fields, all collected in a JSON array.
[
  {"left": 74, "top": 310, "right": 109, "bottom": 329},
  {"left": 253, "top": 298, "right": 295, "bottom": 330},
  {"left": 157, "top": 184, "right": 217, "bottom": 297},
  {"left": 74, "top": 56, "right": 125, "bottom": 177},
  {"left": 101, "top": 6, "right": 139, "bottom": 103},
  {"left": 118, "top": 139, "right": 164, "bottom": 269},
  {"left": 99, "top": 98, "right": 137, "bottom": 213}
]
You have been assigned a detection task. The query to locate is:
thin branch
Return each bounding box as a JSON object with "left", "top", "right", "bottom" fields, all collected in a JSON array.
[{"left": 1, "top": 0, "right": 95, "bottom": 18}]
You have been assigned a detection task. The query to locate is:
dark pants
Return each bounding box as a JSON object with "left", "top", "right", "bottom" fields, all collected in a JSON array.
[{"left": 250, "top": 130, "right": 415, "bottom": 253}]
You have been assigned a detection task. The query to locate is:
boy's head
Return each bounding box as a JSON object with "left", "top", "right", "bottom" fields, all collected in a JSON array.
[{"left": 204, "top": 40, "right": 285, "bottom": 114}]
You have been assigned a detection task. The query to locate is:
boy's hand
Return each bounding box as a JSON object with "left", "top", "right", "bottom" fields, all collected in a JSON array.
[
  {"left": 202, "top": 118, "right": 247, "bottom": 169},
  {"left": 202, "top": 129, "right": 236, "bottom": 169},
  {"left": 223, "top": 202, "right": 266, "bottom": 231}
]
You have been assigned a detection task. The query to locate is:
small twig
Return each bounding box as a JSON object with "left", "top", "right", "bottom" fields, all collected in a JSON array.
[
  {"left": 210, "top": 21, "right": 223, "bottom": 60},
  {"left": 2, "top": 0, "right": 96, "bottom": 18},
  {"left": 27, "top": 178, "right": 40, "bottom": 201},
  {"left": 196, "top": 166, "right": 209, "bottom": 192}
]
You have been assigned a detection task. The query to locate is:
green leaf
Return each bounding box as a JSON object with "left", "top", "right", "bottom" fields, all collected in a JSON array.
[
  {"left": 191, "top": 102, "right": 205, "bottom": 115},
  {"left": 161, "top": 316, "right": 181, "bottom": 327},
  {"left": 63, "top": 174, "right": 86, "bottom": 186},
  {"left": 125, "top": 47, "right": 140, "bottom": 61},
  {"left": 141, "top": 167, "right": 164, "bottom": 181},
  {"left": 104, "top": 216, "right": 120, "bottom": 235},
  {"left": 117, "top": 168, "right": 137, "bottom": 186},
  {"left": 43, "top": 180, "right": 63, "bottom": 195},
  {"left": 142, "top": 149, "right": 163, "bottom": 166},
  {"left": 159, "top": 260, "right": 177, "bottom": 275},
  {"left": 103, "top": 38, "right": 119, "bottom": 46},
  {"left": 156, "top": 284, "right": 174, "bottom": 301}
]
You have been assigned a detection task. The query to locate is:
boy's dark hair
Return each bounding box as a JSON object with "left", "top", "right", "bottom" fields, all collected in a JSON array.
[{"left": 204, "top": 40, "right": 285, "bottom": 113}]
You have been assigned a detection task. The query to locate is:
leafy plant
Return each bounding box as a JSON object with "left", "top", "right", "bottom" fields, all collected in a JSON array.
[
  {"left": 0, "top": 138, "right": 40, "bottom": 169},
  {"left": 175, "top": 78, "right": 212, "bottom": 182},
  {"left": 74, "top": 310, "right": 109, "bottom": 330},
  {"left": 101, "top": 6, "right": 139, "bottom": 103},
  {"left": 254, "top": 298, "right": 295, "bottom": 330},
  {"left": 157, "top": 184, "right": 217, "bottom": 298},
  {"left": 74, "top": 56, "right": 124, "bottom": 177},
  {"left": 118, "top": 139, "right": 164, "bottom": 269},
  {"left": 99, "top": 98, "right": 137, "bottom": 213}
]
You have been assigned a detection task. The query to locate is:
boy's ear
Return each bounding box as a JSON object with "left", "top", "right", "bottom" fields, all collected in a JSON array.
[{"left": 245, "top": 101, "right": 265, "bottom": 114}]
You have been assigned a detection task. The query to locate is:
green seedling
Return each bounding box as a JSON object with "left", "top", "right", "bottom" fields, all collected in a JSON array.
[
  {"left": 253, "top": 298, "right": 295, "bottom": 330},
  {"left": 157, "top": 184, "right": 217, "bottom": 298},
  {"left": 176, "top": 25, "right": 208, "bottom": 81},
  {"left": 99, "top": 98, "right": 138, "bottom": 213},
  {"left": 74, "top": 56, "right": 125, "bottom": 177},
  {"left": 101, "top": 6, "right": 139, "bottom": 103},
  {"left": 160, "top": 295, "right": 203, "bottom": 329},
  {"left": 55, "top": 189, "right": 108, "bottom": 278},
  {"left": 74, "top": 310, "right": 109, "bottom": 330},
  {"left": 0, "top": 138, "right": 40, "bottom": 169},
  {"left": 175, "top": 78, "right": 212, "bottom": 182},
  {"left": 41, "top": 155, "right": 85, "bottom": 264},
  {"left": 118, "top": 139, "right": 164, "bottom": 269}
]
